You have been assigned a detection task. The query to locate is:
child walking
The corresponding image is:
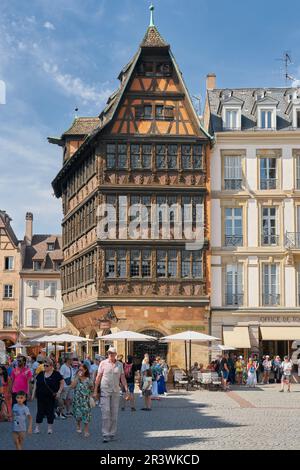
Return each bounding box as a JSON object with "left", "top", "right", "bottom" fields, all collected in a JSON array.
[
  {"left": 12, "top": 390, "right": 32, "bottom": 450},
  {"left": 141, "top": 369, "right": 152, "bottom": 411}
]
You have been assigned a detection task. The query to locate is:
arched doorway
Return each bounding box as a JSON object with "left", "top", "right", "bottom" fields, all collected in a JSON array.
[{"left": 133, "top": 329, "right": 168, "bottom": 364}]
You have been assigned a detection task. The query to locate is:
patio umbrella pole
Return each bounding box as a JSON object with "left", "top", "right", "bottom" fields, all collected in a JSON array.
[
  {"left": 125, "top": 339, "right": 127, "bottom": 358},
  {"left": 189, "top": 340, "right": 192, "bottom": 374},
  {"left": 185, "top": 341, "right": 188, "bottom": 374}
]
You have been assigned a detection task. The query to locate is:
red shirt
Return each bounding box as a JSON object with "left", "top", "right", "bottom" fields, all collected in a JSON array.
[{"left": 11, "top": 367, "right": 32, "bottom": 394}]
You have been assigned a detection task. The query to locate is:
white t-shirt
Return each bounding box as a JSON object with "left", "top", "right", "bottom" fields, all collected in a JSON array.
[
  {"left": 282, "top": 361, "right": 293, "bottom": 376},
  {"left": 60, "top": 364, "right": 73, "bottom": 383}
]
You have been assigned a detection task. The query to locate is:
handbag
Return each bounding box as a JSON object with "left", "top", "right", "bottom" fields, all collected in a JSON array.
[
  {"left": 43, "top": 373, "right": 57, "bottom": 398},
  {"left": 89, "top": 396, "right": 96, "bottom": 408}
]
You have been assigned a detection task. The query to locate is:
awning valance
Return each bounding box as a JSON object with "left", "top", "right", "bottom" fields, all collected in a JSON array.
[
  {"left": 260, "top": 327, "right": 300, "bottom": 341},
  {"left": 223, "top": 326, "right": 251, "bottom": 348}
]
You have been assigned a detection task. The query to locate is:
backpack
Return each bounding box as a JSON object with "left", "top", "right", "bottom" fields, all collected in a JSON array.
[{"left": 124, "top": 363, "right": 133, "bottom": 379}]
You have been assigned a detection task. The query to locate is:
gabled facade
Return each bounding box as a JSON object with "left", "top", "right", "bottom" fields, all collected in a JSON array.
[
  {"left": 51, "top": 19, "right": 212, "bottom": 365},
  {"left": 205, "top": 75, "right": 300, "bottom": 359},
  {"left": 20, "top": 213, "right": 70, "bottom": 347},
  {"left": 0, "top": 210, "right": 21, "bottom": 347}
]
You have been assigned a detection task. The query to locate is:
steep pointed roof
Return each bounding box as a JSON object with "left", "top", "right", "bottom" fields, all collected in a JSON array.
[
  {"left": 140, "top": 26, "right": 168, "bottom": 48},
  {"left": 52, "top": 23, "right": 212, "bottom": 197}
]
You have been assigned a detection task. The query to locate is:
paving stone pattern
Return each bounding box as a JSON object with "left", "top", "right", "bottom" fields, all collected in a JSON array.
[{"left": 1, "top": 384, "right": 300, "bottom": 450}]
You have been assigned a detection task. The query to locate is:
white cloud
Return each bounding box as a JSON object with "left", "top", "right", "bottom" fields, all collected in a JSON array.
[
  {"left": 42, "top": 61, "right": 113, "bottom": 106},
  {"left": 0, "top": 122, "right": 62, "bottom": 238},
  {"left": 43, "top": 21, "right": 55, "bottom": 31}
]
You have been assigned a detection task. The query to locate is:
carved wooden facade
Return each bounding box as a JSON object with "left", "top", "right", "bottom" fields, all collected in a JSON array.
[{"left": 52, "top": 24, "right": 211, "bottom": 319}]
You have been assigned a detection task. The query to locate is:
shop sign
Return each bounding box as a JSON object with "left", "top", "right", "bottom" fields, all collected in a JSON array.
[
  {"left": 172, "top": 325, "right": 206, "bottom": 332},
  {"left": 259, "top": 316, "right": 300, "bottom": 323}
]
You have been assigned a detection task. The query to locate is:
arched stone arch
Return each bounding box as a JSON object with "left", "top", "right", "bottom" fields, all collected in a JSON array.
[{"left": 133, "top": 328, "right": 168, "bottom": 363}]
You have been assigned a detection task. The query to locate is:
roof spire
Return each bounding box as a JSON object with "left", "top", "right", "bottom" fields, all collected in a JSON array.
[{"left": 149, "top": 3, "right": 154, "bottom": 27}]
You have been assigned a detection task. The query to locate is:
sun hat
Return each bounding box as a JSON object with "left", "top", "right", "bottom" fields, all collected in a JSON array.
[{"left": 107, "top": 347, "right": 117, "bottom": 354}]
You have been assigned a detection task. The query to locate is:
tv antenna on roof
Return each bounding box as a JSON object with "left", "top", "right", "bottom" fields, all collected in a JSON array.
[{"left": 276, "top": 51, "right": 295, "bottom": 86}]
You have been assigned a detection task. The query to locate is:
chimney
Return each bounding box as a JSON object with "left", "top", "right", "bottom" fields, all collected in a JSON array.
[
  {"left": 25, "top": 212, "right": 33, "bottom": 245},
  {"left": 206, "top": 73, "right": 216, "bottom": 90}
]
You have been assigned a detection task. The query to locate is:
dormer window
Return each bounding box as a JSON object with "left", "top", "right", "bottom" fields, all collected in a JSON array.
[
  {"left": 219, "top": 93, "right": 243, "bottom": 131},
  {"left": 47, "top": 243, "right": 55, "bottom": 251},
  {"left": 225, "top": 109, "right": 239, "bottom": 129},
  {"left": 33, "top": 261, "right": 42, "bottom": 271},
  {"left": 292, "top": 107, "right": 300, "bottom": 128},
  {"left": 258, "top": 108, "right": 276, "bottom": 130},
  {"left": 261, "top": 110, "right": 273, "bottom": 129},
  {"left": 253, "top": 92, "right": 278, "bottom": 130},
  {"left": 297, "top": 110, "right": 300, "bottom": 128}
]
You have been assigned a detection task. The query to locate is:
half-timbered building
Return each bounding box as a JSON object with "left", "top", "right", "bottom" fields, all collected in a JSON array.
[{"left": 51, "top": 13, "right": 212, "bottom": 366}]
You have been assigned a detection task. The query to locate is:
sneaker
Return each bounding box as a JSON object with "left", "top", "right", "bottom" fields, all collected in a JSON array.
[
  {"left": 60, "top": 413, "right": 67, "bottom": 420},
  {"left": 34, "top": 427, "right": 40, "bottom": 434},
  {"left": 279, "top": 389, "right": 284, "bottom": 392},
  {"left": 103, "top": 437, "right": 109, "bottom": 443},
  {"left": 47, "top": 428, "right": 53, "bottom": 434},
  {"left": 76, "top": 428, "right": 82, "bottom": 433},
  {"left": 54, "top": 412, "right": 59, "bottom": 419}
]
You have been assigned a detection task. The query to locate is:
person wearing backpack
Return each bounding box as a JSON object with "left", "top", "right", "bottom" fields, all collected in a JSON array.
[{"left": 121, "top": 355, "right": 138, "bottom": 412}]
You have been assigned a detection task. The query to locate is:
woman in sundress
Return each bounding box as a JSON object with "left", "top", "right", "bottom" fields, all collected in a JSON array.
[
  {"left": 246, "top": 358, "right": 257, "bottom": 387},
  {"left": 71, "top": 363, "right": 93, "bottom": 437}
]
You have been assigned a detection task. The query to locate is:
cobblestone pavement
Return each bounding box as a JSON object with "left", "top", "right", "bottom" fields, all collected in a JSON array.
[{"left": 1, "top": 384, "right": 300, "bottom": 450}]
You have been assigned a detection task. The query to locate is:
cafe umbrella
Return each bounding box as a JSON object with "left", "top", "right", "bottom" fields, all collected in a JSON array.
[
  {"left": 160, "top": 330, "right": 220, "bottom": 374},
  {"left": 98, "top": 330, "right": 158, "bottom": 357}
]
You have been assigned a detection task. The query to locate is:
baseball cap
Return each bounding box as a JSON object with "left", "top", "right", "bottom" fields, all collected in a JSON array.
[{"left": 107, "top": 347, "right": 117, "bottom": 354}]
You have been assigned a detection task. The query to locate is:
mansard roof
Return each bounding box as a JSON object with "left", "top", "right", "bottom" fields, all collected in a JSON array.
[
  {"left": 207, "top": 87, "right": 299, "bottom": 133},
  {"left": 22, "top": 234, "right": 63, "bottom": 270}
]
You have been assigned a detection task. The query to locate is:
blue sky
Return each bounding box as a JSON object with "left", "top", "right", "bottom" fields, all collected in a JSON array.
[{"left": 1, "top": 0, "right": 300, "bottom": 238}]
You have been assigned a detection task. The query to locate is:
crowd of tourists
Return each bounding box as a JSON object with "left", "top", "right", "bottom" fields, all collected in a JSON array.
[
  {"left": 0, "top": 348, "right": 169, "bottom": 449},
  {"left": 200, "top": 353, "right": 299, "bottom": 391}
]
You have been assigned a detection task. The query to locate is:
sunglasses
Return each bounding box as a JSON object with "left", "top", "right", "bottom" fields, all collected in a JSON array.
[{"left": 44, "top": 364, "right": 51, "bottom": 368}]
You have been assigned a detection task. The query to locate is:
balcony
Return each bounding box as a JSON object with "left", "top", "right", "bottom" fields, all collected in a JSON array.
[
  {"left": 261, "top": 234, "right": 279, "bottom": 246},
  {"left": 224, "top": 235, "right": 243, "bottom": 247},
  {"left": 262, "top": 293, "right": 280, "bottom": 306},
  {"left": 260, "top": 178, "right": 277, "bottom": 190},
  {"left": 225, "top": 293, "right": 243, "bottom": 306},
  {"left": 224, "top": 179, "right": 243, "bottom": 190},
  {"left": 285, "top": 232, "right": 300, "bottom": 250}
]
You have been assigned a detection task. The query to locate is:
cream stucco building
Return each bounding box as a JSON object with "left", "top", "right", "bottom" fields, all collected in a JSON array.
[{"left": 205, "top": 76, "right": 300, "bottom": 358}]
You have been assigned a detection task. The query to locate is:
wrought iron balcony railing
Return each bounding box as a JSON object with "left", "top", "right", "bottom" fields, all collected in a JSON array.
[
  {"left": 261, "top": 234, "right": 279, "bottom": 246},
  {"left": 260, "top": 178, "right": 277, "bottom": 190},
  {"left": 225, "top": 235, "right": 243, "bottom": 247},
  {"left": 224, "top": 179, "right": 243, "bottom": 190},
  {"left": 262, "top": 293, "right": 280, "bottom": 306},
  {"left": 285, "top": 232, "right": 300, "bottom": 250},
  {"left": 225, "top": 293, "right": 244, "bottom": 306}
]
